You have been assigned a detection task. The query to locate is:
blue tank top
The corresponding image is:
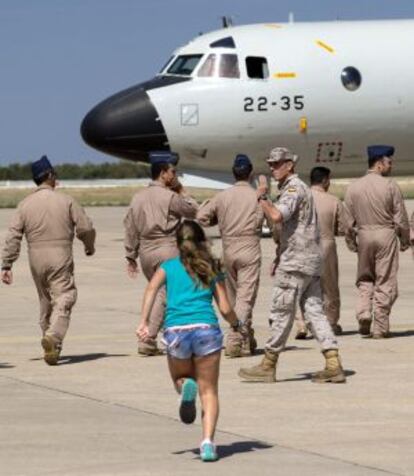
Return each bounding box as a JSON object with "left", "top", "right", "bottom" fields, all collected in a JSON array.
[{"left": 160, "top": 256, "right": 222, "bottom": 328}]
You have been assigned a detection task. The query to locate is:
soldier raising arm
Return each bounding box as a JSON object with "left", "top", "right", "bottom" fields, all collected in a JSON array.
[
  {"left": 239, "top": 147, "right": 346, "bottom": 384},
  {"left": 124, "top": 151, "right": 198, "bottom": 355}
]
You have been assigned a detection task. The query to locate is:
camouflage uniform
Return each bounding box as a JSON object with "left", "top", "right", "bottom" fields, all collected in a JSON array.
[{"left": 265, "top": 174, "right": 338, "bottom": 354}]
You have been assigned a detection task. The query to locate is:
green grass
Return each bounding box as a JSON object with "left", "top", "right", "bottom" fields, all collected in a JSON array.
[
  {"left": 2, "top": 178, "right": 414, "bottom": 208},
  {"left": 0, "top": 186, "right": 218, "bottom": 208}
]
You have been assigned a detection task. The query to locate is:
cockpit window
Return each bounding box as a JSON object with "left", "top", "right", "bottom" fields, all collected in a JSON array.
[
  {"left": 219, "top": 54, "right": 240, "bottom": 78},
  {"left": 246, "top": 57, "right": 269, "bottom": 79},
  {"left": 167, "top": 55, "right": 202, "bottom": 76},
  {"left": 198, "top": 54, "right": 217, "bottom": 77},
  {"left": 159, "top": 56, "right": 174, "bottom": 73}
]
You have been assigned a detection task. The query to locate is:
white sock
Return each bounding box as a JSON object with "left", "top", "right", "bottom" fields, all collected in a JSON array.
[{"left": 200, "top": 438, "right": 214, "bottom": 447}]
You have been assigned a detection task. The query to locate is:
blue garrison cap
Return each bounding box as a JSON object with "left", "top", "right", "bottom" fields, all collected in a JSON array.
[
  {"left": 233, "top": 154, "right": 252, "bottom": 168},
  {"left": 149, "top": 151, "right": 179, "bottom": 166},
  {"left": 31, "top": 155, "right": 54, "bottom": 181},
  {"left": 367, "top": 145, "right": 395, "bottom": 160}
]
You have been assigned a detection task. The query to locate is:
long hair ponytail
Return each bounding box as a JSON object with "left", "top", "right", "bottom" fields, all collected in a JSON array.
[{"left": 176, "top": 220, "right": 222, "bottom": 287}]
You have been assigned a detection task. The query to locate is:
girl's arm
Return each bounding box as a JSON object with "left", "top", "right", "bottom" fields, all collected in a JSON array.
[
  {"left": 213, "top": 280, "right": 239, "bottom": 327},
  {"left": 136, "top": 267, "right": 166, "bottom": 340}
]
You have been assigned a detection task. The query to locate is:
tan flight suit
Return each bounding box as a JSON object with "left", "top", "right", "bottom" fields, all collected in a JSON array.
[
  {"left": 1, "top": 184, "right": 95, "bottom": 345},
  {"left": 266, "top": 175, "right": 338, "bottom": 354},
  {"left": 344, "top": 170, "right": 410, "bottom": 335},
  {"left": 197, "top": 182, "right": 264, "bottom": 349},
  {"left": 296, "top": 186, "right": 345, "bottom": 331},
  {"left": 124, "top": 181, "right": 198, "bottom": 339}
]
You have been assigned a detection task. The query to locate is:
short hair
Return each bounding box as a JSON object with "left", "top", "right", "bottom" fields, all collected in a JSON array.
[
  {"left": 310, "top": 166, "right": 331, "bottom": 185},
  {"left": 151, "top": 162, "right": 172, "bottom": 180},
  {"left": 232, "top": 164, "right": 252, "bottom": 181},
  {"left": 368, "top": 155, "right": 390, "bottom": 169},
  {"left": 33, "top": 170, "right": 54, "bottom": 186}
]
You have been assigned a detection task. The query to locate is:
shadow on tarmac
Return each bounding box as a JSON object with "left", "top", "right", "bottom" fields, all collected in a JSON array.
[
  {"left": 389, "top": 329, "right": 414, "bottom": 338},
  {"left": 254, "top": 345, "right": 311, "bottom": 356},
  {"left": 279, "top": 369, "right": 356, "bottom": 383},
  {"left": 30, "top": 353, "right": 129, "bottom": 365},
  {"left": 173, "top": 440, "right": 273, "bottom": 459},
  {"left": 0, "top": 362, "right": 14, "bottom": 369}
]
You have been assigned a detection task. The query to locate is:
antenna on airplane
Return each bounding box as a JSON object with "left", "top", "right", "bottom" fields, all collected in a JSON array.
[
  {"left": 289, "top": 12, "right": 295, "bottom": 23},
  {"left": 221, "top": 16, "right": 233, "bottom": 28}
]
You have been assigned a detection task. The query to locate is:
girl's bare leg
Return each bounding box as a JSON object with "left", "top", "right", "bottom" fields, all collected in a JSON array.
[
  {"left": 167, "top": 355, "right": 195, "bottom": 393},
  {"left": 194, "top": 350, "right": 221, "bottom": 440}
]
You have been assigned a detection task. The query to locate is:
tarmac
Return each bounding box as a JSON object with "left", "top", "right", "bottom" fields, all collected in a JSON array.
[{"left": 1, "top": 204, "right": 413, "bottom": 476}]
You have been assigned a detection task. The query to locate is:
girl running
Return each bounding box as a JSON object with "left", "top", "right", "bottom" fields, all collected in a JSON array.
[{"left": 136, "top": 220, "right": 242, "bottom": 462}]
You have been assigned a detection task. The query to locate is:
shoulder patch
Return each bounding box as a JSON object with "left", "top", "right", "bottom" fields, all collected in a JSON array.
[{"left": 287, "top": 187, "right": 297, "bottom": 193}]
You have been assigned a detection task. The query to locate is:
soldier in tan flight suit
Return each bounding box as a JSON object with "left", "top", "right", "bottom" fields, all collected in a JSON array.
[
  {"left": 197, "top": 154, "right": 264, "bottom": 357},
  {"left": 344, "top": 145, "right": 410, "bottom": 338},
  {"left": 124, "top": 151, "right": 198, "bottom": 356},
  {"left": 295, "top": 166, "right": 345, "bottom": 338},
  {"left": 1, "top": 156, "right": 96, "bottom": 365},
  {"left": 239, "top": 148, "right": 345, "bottom": 384}
]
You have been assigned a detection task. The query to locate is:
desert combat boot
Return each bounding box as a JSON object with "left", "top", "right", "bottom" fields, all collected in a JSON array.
[
  {"left": 238, "top": 350, "right": 278, "bottom": 382},
  {"left": 311, "top": 349, "right": 346, "bottom": 383},
  {"left": 41, "top": 335, "right": 62, "bottom": 366}
]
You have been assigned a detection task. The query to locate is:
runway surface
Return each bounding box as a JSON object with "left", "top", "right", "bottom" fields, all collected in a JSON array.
[{"left": 1, "top": 205, "right": 413, "bottom": 476}]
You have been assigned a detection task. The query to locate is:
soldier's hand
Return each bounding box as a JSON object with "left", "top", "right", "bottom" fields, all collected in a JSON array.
[
  {"left": 126, "top": 259, "right": 139, "bottom": 278},
  {"left": 1, "top": 269, "right": 13, "bottom": 285},
  {"left": 256, "top": 174, "right": 269, "bottom": 197},
  {"left": 170, "top": 177, "right": 183, "bottom": 194}
]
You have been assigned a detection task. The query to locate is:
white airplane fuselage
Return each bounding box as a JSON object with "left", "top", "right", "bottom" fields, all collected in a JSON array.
[{"left": 81, "top": 20, "right": 414, "bottom": 179}]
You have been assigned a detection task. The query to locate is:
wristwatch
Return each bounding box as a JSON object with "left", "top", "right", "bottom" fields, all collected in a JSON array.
[{"left": 258, "top": 193, "right": 269, "bottom": 202}]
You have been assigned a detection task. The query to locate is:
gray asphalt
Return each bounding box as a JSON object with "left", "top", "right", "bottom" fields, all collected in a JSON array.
[{"left": 1, "top": 205, "right": 413, "bottom": 476}]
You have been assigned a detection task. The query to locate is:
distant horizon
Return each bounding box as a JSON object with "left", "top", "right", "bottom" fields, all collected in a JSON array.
[{"left": 2, "top": 0, "right": 414, "bottom": 165}]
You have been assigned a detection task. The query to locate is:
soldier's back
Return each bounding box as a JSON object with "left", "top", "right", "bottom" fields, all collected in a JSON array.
[
  {"left": 215, "top": 182, "right": 263, "bottom": 238},
  {"left": 129, "top": 182, "right": 177, "bottom": 240},
  {"left": 346, "top": 172, "right": 395, "bottom": 228},
  {"left": 312, "top": 189, "right": 341, "bottom": 241},
  {"left": 19, "top": 186, "right": 75, "bottom": 244}
]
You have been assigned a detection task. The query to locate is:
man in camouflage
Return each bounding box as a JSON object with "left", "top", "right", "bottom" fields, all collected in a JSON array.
[
  {"left": 124, "top": 151, "right": 198, "bottom": 355},
  {"left": 344, "top": 145, "right": 410, "bottom": 338},
  {"left": 1, "top": 156, "right": 96, "bottom": 365},
  {"left": 197, "top": 154, "right": 264, "bottom": 357},
  {"left": 239, "top": 147, "right": 345, "bottom": 383}
]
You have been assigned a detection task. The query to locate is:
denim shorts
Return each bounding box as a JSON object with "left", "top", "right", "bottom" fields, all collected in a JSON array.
[{"left": 162, "top": 326, "right": 223, "bottom": 360}]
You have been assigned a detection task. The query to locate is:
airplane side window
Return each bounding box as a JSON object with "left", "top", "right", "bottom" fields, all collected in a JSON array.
[
  {"left": 341, "top": 66, "right": 362, "bottom": 91},
  {"left": 198, "top": 54, "right": 217, "bottom": 77},
  {"left": 167, "top": 55, "right": 203, "bottom": 76},
  {"left": 219, "top": 54, "right": 240, "bottom": 78},
  {"left": 246, "top": 57, "right": 269, "bottom": 79}
]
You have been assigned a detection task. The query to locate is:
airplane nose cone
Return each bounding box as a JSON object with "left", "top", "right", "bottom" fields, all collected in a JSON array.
[{"left": 81, "top": 83, "right": 169, "bottom": 161}]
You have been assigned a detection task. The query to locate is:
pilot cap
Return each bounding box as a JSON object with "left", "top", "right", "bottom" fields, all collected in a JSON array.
[
  {"left": 367, "top": 145, "right": 395, "bottom": 160},
  {"left": 267, "top": 147, "right": 299, "bottom": 164},
  {"left": 31, "top": 155, "right": 54, "bottom": 181},
  {"left": 149, "top": 151, "right": 179, "bottom": 166},
  {"left": 233, "top": 154, "right": 252, "bottom": 169}
]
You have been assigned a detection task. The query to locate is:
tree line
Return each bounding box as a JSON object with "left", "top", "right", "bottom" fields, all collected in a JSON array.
[{"left": 0, "top": 161, "right": 149, "bottom": 180}]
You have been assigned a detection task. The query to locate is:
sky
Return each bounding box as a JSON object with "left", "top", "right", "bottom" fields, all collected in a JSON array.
[{"left": 1, "top": 0, "right": 414, "bottom": 165}]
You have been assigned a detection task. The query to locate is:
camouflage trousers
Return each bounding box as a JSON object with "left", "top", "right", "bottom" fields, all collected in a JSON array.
[{"left": 265, "top": 270, "right": 338, "bottom": 354}]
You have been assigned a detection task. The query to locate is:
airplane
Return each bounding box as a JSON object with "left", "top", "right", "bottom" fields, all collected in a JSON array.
[{"left": 81, "top": 19, "right": 414, "bottom": 181}]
